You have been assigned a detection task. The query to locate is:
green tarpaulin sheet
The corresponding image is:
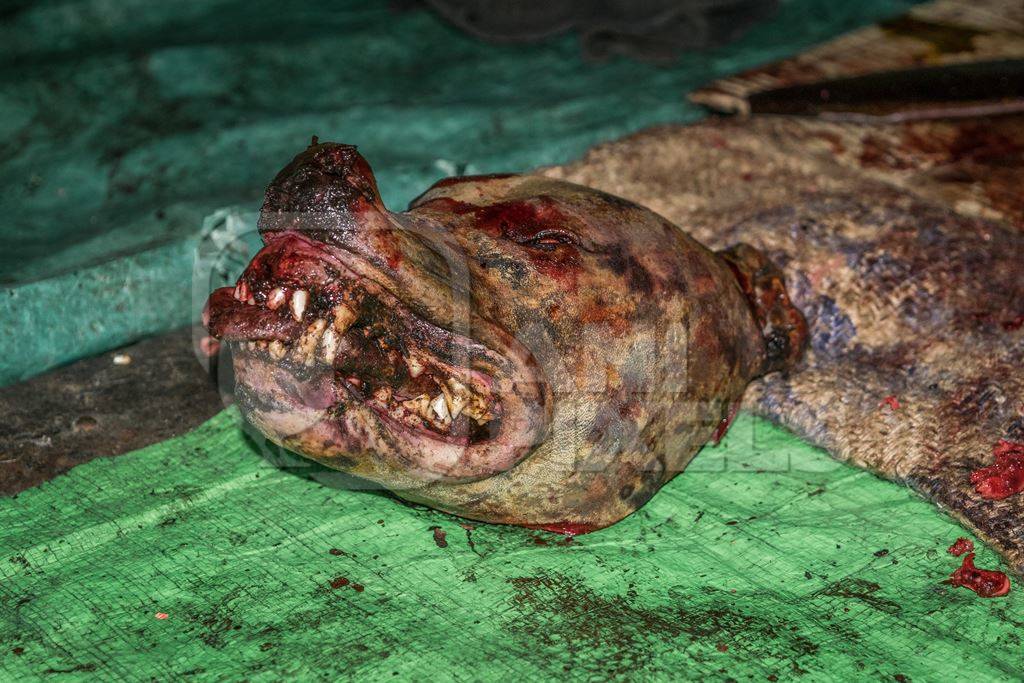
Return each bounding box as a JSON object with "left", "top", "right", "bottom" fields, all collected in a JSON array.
[{"left": 2, "top": 410, "right": 1017, "bottom": 680}]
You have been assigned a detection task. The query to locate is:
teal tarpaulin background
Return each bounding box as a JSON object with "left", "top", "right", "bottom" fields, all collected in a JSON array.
[{"left": 0, "top": 0, "right": 920, "bottom": 385}]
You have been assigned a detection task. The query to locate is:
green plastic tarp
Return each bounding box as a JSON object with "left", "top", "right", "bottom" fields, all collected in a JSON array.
[{"left": 2, "top": 410, "right": 1017, "bottom": 680}]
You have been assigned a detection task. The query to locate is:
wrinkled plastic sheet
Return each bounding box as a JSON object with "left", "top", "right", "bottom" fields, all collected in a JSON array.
[{"left": 1, "top": 409, "right": 1017, "bottom": 679}]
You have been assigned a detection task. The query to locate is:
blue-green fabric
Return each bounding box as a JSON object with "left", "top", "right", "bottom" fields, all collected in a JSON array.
[{"left": 0, "top": 0, "right": 920, "bottom": 385}]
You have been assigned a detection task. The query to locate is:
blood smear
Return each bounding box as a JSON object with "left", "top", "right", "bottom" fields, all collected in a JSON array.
[
  {"left": 879, "top": 395, "right": 900, "bottom": 411},
  {"left": 971, "top": 440, "right": 1024, "bottom": 500},
  {"left": 947, "top": 537, "right": 973, "bottom": 557},
  {"left": 948, "top": 553, "right": 1010, "bottom": 598}
]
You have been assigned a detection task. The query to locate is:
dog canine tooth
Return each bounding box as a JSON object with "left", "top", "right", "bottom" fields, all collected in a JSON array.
[
  {"left": 267, "top": 287, "right": 286, "bottom": 310},
  {"left": 290, "top": 290, "right": 308, "bottom": 321},
  {"left": 234, "top": 280, "right": 250, "bottom": 302}
]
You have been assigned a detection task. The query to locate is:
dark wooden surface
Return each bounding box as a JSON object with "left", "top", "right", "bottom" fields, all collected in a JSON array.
[{"left": 0, "top": 327, "right": 227, "bottom": 495}]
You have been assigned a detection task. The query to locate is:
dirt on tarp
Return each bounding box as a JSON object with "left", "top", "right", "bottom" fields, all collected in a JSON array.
[{"left": 2, "top": 408, "right": 1021, "bottom": 680}]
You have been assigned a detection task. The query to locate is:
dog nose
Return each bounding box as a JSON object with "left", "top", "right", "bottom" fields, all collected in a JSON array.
[{"left": 258, "top": 141, "right": 385, "bottom": 240}]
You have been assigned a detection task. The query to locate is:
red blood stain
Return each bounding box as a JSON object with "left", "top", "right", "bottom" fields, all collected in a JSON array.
[
  {"left": 417, "top": 196, "right": 583, "bottom": 288},
  {"left": 330, "top": 576, "right": 350, "bottom": 589},
  {"left": 947, "top": 538, "right": 974, "bottom": 557},
  {"left": 879, "top": 395, "right": 901, "bottom": 411},
  {"left": 526, "top": 521, "right": 595, "bottom": 537},
  {"left": 716, "top": 643, "right": 729, "bottom": 652},
  {"left": 431, "top": 526, "right": 448, "bottom": 548},
  {"left": 429, "top": 173, "right": 516, "bottom": 189},
  {"left": 712, "top": 401, "right": 740, "bottom": 445},
  {"left": 155, "top": 612, "right": 169, "bottom": 620},
  {"left": 416, "top": 196, "right": 478, "bottom": 214},
  {"left": 948, "top": 553, "right": 1010, "bottom": 598},
  {"left": 1003, "top": 315, "right": 1024, "bottom": 331},
  {"left": 352, "top": 583, "right": 365, "bottom": 592},
  {"left": 971, "top": 440, "right": 1024, "bottom": 500},
  {"left": 476, "top": 198, "right": 577, "bottom": 245}
]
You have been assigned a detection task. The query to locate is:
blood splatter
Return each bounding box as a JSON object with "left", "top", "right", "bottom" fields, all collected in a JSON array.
[
  {"left": 712, "top": 401, "right": 741, "bottom": 445},
  {"left": 879, "top": 395, "right": 900, "bottom": 411},
  {"left": 948, "top": 553, "right": 1010, "bottom": 598},
  {"left": 330, "top": 576, "right": 350, "bottom": 589},
  {"left": 947, "top": 538, "right": 974, "bottom": 557},
  {"left": 971, "top": 440, "right": 1024, "bottom": 500},
  {"left": 155, "top": 612, "right": 169, "bottom": 620},
  {"left": 431, "top": 526, "right": 448, "bottom": 548},
  {"left": 525, "top": 521, "right": 594, "bottom": 537}
]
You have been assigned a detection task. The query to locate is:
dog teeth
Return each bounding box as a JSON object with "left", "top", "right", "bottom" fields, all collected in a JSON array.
[
  {"left": 403, "top": 394, "right": 430, "bottom": 418},
  {"left": 290, "top": 290, "right": 308, "bottom": 322},
  {"left": 226, "top": 281, "right": 496, "bottom": 431},
  {"left": 295, "top": 319, "right": 326, "bottom": 365},
  {"left": 234, "top": 280, "right": 251, "bottom": 302},
  {"left": 447, "top": 377, "right": 470, "bottom": 395},
  {"left": 430, "top": 393, "right": 450, "bottom": 422},
  {"left": 442, "top": 383, "right": 467, "bottom": 419},
  {"left": 332, "top": 304, "right": 357, "bottom": 333},
  {"left": 267, "top": 287, "right": 286, "bottom": 310},
  {"left": 319, "top": 327, "right": 339, "bottom": 364}
]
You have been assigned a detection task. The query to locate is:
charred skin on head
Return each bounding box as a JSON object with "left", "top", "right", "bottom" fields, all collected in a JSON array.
[{"left": 205, "top": 141, "right": 807, "bottom": 532}]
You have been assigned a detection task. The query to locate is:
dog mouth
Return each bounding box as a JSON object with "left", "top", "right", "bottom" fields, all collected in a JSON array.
[{"left": 205, "top": 231, "right": 510, "bottom": 448}]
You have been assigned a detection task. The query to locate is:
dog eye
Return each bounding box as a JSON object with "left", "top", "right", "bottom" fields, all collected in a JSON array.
[{"left": 519, "top": 229, "right": 579, "bottom": 250}]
